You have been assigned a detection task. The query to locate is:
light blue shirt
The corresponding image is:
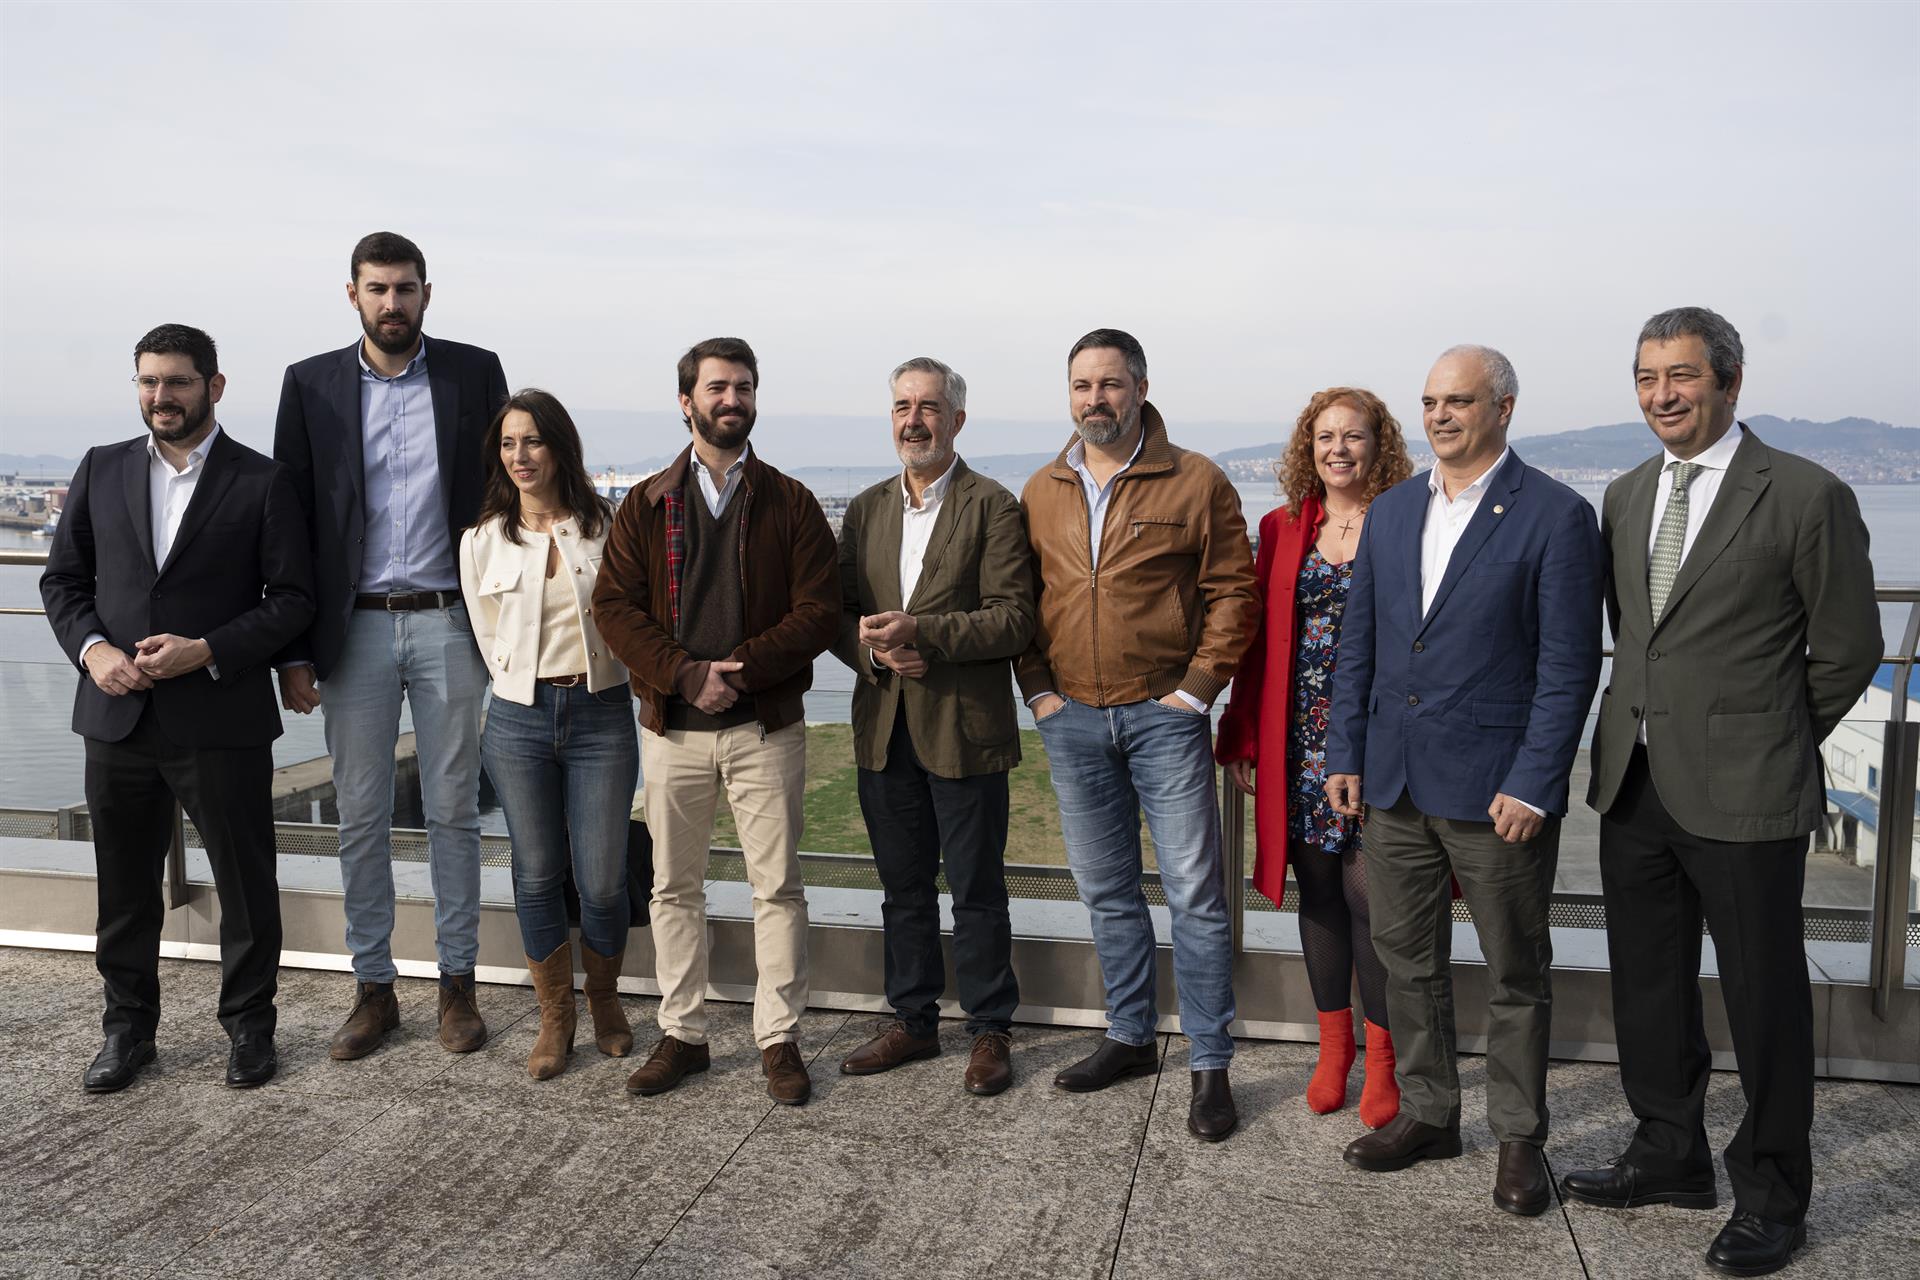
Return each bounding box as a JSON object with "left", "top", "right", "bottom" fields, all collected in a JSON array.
[
  {"left": 359, "top": 340, "right": 455, "bottom": 592},
  {"left": 694, "top": 442, "right": 751, "bottom": 517}
]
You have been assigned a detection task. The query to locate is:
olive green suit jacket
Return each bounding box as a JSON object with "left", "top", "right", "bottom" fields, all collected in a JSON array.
[
  {"left": 832, "top": 460, "right": 1035, "bottom": 779},
  {"left": 1587, "top": 426, "right": 1879, "bottom": 842}
]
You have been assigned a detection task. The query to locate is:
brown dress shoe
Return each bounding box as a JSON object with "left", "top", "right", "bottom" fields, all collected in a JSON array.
[
  {"left": 524, "top": 944, "right": 577, "bottom": 1081},
  {"left": 625, "top": 1036, "right": 710, "bottom": 1096},
  {"left": 964, "top": 1031, "right": 1013, "bottom": 1096},
  {"left": 329, "top": 980, "right": 400, "bottom": 1061},
  {"left": 578, "top": 943, "right": 633, "bottom": 1057},
  {"left": 1493, "top": 1141, "right": 1552, "bottom": 1216},
  {"left": 1342, "top": 1113, "right": 1463, "bottom": 1172},
  {"left": 437, "top": 971, "right": 487, "bottom": 1053},
  {"left": 839, "top": 1020, "right": 940, "bottom": 1076},
  {"left": 762, "top": 1041, "right": 812, "bottom": 1105}
]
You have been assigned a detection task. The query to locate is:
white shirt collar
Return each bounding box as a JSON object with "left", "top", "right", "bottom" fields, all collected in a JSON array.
[
  {"left": 146, "top": 422, "right": 221, "bottom": 472},
  {"left": 1427, "top": 446, "right": 1510, "bottom": 501},
  {"left": 1662, "top": 422, "right": 1743, "bottom": 473},
  {"left": 900, "top": 455, "right": 960, "bottom": 510}
]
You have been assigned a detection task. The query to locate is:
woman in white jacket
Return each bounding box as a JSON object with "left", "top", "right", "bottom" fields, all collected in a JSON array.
[{"left": 460, "top": 389, "right": 637, "bottom": 1080}]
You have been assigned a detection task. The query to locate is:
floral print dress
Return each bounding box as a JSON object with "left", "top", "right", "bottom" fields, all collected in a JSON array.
[{"left": 1287, "top": 548, "right": 1358, "bottom": 856}]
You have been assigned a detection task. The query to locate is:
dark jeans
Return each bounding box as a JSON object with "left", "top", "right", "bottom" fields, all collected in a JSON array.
[
  {"left": 1601, "top": 745, "right": 1813, "bottom": 1225},
  {"left": 855, "top": 708, "right": 1018, "bottom": 1037},
  {"left": 481, "top": 682, "right": 639, "bottom": 959},
  {"left": 85, "top": 701, "right": 281, "bottom": 1042}
]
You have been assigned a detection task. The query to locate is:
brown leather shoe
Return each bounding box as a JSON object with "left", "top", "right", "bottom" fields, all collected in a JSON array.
[
  {"left": 329, "top": 980, "right": 400, "bottom": 1061},
  {"left": 625, "top": 1036, "right": 710, "bottom": 1096},
  {"left": 839, "top": 1020, "right": 940, "bottom": 1076},
  {"left": 1493, "top": 1141, "right": 1552, "bottom": 1216},
  {"left": 1342, "top": 1113, "right": 1463, "bottom": 1172},
  {"left": 762, "top": 1041, "right": 812, "bottom": 1105},
  {"left": 437, "top": 971, "right": 487, "bottom": 1053},
  {"left": 578, "top": 943, "right": 633, "bottom": 1057},
  {"left": 964, "top": 1031, "right": 1013, "bottom": 1096}
]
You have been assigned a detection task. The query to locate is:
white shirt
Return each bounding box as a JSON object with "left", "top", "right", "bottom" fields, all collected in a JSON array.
[
  {"left": 695, "top": 442, "right": 750, "bottom": 516},
  {"left": 898, "top": 456, "right": 958, "bottom": 607},
  {"left": 1419, "top": 447, "right": 1508, "bottom": 618}
]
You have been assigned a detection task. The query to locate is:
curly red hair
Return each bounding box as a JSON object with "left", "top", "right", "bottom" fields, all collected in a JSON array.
[{"left": 1276, "top": 386, "right": 1414, "bottom": 515}]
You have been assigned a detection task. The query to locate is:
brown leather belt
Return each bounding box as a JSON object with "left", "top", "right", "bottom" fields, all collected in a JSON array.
[
  {"left": 354, "top": 590, "right": 459, "bottom": 612},
  {"left": 537, "top": 673, "right": 589, "bottom": 687}
]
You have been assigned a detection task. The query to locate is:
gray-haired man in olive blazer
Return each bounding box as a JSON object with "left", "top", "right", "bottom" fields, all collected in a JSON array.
[
  {"left": 1563, "top": 307, "right": 1878, "bottom": 1279},
  {"left": 831, "top": 356, "right": 1035, "bottom": 1096}
]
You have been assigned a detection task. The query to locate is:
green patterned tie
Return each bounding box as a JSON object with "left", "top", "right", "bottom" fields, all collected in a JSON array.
[{"left": 1648, "top": 461, "right": 1702, "bottom": 620}]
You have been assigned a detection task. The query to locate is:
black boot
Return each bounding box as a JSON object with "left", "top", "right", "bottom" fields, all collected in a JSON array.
[{"left": 1188, "top": 1068, "right": 1237, "bottom": 1142}]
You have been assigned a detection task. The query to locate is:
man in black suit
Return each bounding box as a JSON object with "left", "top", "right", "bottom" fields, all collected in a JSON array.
[
  {"left": 272, "top": 232, "right": 508, "bottom": 1059},
  {"left": 41, "top": 324, "right": 315, "bottom": 1092}
]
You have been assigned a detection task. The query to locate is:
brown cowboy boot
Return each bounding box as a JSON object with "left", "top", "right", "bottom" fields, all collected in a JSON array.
[
  {"left": 578, "top": 943, "right": 633, "bottom": 1057},
  {"left": 437, "top": 971, "right": 487, "bottom": 1053},
  {"left": 524, "top": 944, "right": 577, "bottom": 1080}
]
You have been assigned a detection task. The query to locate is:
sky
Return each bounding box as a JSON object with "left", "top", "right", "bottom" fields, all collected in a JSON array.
[{"left": 2, "top": 1, "right": 1916, "bottom": 467}]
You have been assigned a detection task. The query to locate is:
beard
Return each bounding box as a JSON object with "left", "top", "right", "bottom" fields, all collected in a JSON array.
[
  {"left": 690, "top": 403, "right": 756, "bottom": 451},
  {"left": 896, "top": 432, "right": 952, "bottom": 472},
  {"left": 361, "top": 308, "right": 424, "bottom": 356},
  {"left": 142, "top": 396, "right": 213, "bottom": 444},
  {"left": 1073, "top": 400, "right": 1138, "bottom": 447}
]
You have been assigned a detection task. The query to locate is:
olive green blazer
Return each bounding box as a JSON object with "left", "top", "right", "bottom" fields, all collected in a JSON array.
[
  {"left": 1587, "top": 426, "right": 1879, "bottom": 842},
  {"left": 832, "top": 460, "right": 1035, "bottom": 778}
]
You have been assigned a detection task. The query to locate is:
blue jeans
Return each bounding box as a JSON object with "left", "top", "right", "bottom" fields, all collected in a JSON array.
[
  {"left": 1037, "top": 696, "right": 1236, "bottom": 1070},
  {"left": 481, "top": 681, "right": 639, "bottom": 959},
  {"left": 321, "top": 605, "right": 488, "bottom": 982}
]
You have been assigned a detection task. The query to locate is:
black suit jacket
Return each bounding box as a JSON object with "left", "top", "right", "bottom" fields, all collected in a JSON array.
[
  {"left": 40, "top": 430, "right": 317, "bottom": 747},
  {"left": 272, "top": 335, "right": 508, "bottom": 679}
]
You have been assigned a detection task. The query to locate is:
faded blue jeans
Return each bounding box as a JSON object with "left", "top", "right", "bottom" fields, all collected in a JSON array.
[
  {"left": 321, "top": 605, "right": 488, "bottom": 982},
  {"left": 481, "top": 681, "right": 638, "bottom": 959},
  {"left": 1036, "top": 695, "right": 1236, "bottom": 1070}
]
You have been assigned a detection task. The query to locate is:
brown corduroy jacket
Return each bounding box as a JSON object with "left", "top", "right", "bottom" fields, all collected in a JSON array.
[
  {"left": 592, "top": 443, "right": 840, "bottom": 737},
  {"left": 1015, "top": 404, "right": 1258, "bottom": 708}
]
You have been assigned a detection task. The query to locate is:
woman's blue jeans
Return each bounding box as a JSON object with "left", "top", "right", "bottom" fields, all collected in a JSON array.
[{"left": 481, "top": 682, "right": 639, "bottom": 959}]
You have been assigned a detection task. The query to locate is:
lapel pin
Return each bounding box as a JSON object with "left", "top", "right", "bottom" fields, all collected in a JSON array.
[{"left": 1493, "top": 504, "right": 1505, "bottom": 514}]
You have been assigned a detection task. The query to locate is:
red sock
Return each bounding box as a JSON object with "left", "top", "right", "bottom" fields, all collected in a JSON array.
[
  {"left": 1306, "top": 1008, "right": 1356, "bottom": 1114},
  {"left": 1358, "top": 1020, "right": 1400, "bottom": 1129}
]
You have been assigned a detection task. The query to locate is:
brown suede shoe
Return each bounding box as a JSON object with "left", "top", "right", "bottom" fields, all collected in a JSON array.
[
  {"left": 437, "top": 971, "right": 487, "bottom": 1053},
  {"left": 329, "top": 980, "right": 400, "bottom": 1061},
  {"left": 762, "top": 1041, "right": 812, "bottom": 1105},
  {"left": 964, "top": 1031, "right": 1013, "bottom": 1096},
  {"left": 1493, "top": 1141, "right": 1552, "bottom": 1216},
  {"left": 839, "top": 1020, "right": 940, "bottom": 1076},
  {"left": 625, "top": 1036, "right": 710, "bottom": 1096}
]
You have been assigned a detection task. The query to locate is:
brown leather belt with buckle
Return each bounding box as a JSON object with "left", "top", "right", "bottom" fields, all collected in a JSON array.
[
  {"left": 354, "top": 591, "right": 459, "bottom": 612},
  {"left": 537, "top": 673, "right": 589, "bottom": 687}
]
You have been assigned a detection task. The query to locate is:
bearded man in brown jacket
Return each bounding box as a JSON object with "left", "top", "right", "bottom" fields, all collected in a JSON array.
[{"left": 592, "top": 337, "right": 840, "bottom": 1106}]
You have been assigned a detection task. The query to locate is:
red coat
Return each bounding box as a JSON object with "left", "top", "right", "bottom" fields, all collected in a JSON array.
[{"left": 1215, "top": 495, "right": 1323, "bottom": 907}]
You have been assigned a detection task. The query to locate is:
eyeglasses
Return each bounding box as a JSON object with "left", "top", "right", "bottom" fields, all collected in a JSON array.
[{"left": 132, "top": 375, "right": 205, "bottom": 393}]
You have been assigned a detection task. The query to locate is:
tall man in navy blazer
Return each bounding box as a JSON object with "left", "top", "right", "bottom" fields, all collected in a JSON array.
[
  {"left": 42, "top": 324, "right": 315, "bottom": 1092},
  {"left": 1327, "top": 345, "right": 1603, "bottom": 1216},
  {"left": 273, "top": 232, "right": 509, "bottom": 1060}
]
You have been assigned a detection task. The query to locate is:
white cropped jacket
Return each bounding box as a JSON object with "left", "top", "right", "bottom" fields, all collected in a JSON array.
[{"left": 459, "top": 514, "right": 628, "bottom": 706}]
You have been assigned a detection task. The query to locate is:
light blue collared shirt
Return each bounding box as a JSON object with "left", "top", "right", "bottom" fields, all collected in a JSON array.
[
  {"left": 694, "top": 442, "right": 751, "bottom": 516},
  {"left": 359, "top": 340, "right": 455, "bottom": 592}
]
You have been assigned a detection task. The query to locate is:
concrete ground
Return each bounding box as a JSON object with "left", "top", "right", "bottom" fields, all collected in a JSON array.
[{"left": 2, "top": 948, "right": 1915, "bottom": 1280}]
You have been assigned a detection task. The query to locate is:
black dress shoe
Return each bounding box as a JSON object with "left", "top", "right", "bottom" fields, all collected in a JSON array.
[
  {"left": 226, "top": 1036, "right": 277, "bottom": 1088},
  {"left": 1188, "top": 1068, "right": 1237, "bottom": 1142},
  {"left": 1053, "top": 1037, "right": 1159, "bottom": 1092},
  {"left": 1560, "top": 1158, "right": 1717, "bottom": 1210},
  {"left": 1706, "top": 1212, "right": 1805, "bottom": 1277},
  {"left": 1493, "top": 1141, "right": 1552, "bottom": 1216},
  {"left": 83, "top": 1035, "right": 156, "bottom": 1093},
  {"left": 1343, "top": 1113, "right": 1463, "bottom": 1172}
]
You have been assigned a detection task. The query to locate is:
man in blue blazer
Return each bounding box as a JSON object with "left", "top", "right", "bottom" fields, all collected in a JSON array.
[
  {"left": 272, "top": 232, "right": 508, "bottom": 1061},
  {"left": 1326, "top": 345, "right": 1603, "bottom": 1216}
]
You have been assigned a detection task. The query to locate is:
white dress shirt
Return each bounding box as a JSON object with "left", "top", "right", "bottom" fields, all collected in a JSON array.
[
  {"left": 695, "top": 442, "right": 750, "bottom": 516},
  {"left": 897, "top": 456, "right": 958, "bottom": 606}
]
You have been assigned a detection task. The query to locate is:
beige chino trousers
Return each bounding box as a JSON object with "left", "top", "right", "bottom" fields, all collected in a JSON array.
[{"left": 642, "top": 720, "right": 809, "bottom": 1048}]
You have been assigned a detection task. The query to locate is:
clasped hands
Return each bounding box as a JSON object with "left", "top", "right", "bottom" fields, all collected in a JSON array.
[
  {"left": 676, "top": 658, "right": 751, "bottom": 715},
  {"left": 85, "top": 634, "right": 211, "bottom": 695},
  {"left": 860, "top": 610, "right": 926, "bottom": 679}
]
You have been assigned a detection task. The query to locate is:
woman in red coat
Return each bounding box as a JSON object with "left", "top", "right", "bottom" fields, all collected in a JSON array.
[{"left": 1216, "top": 387, "right": 1412, "bottom": 1128}]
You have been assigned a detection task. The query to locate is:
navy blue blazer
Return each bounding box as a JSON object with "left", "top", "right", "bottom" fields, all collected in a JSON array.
[
  {"left": 40, "top": 430, "right": 316, "bottom": 747},
  {"left": 272, "top": 335, "right": 508, "bottom": 679},
  {"left": 1325, "top": 450, "right": 1603, "bottom": 820}
]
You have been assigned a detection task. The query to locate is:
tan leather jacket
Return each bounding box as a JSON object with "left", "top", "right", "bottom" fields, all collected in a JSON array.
[{"left": 1015, "top": 404, "right": 1257, "bottom": 708}]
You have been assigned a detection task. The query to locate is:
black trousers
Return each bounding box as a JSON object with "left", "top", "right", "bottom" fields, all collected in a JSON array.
[
  {"left": 1600, "top": 745, "right": 1813, "bottom": 1225},
  {"left": 855, "top": 707, "right": 1019, "bottom": 1036},
  {"left": 84, "top": 702, "right": 282, "bottom": 1042}
]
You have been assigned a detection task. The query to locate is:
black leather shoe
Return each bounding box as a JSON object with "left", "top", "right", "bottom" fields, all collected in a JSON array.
[
  {"left": 1560, "top": 1158, "right": 1717, "bottom": 1210},
  {"left": 83, "top": 1035, "right": 156, "bottom": 1093},
  {"left": 1343, "top": 1113, "right": 1463, "bottom": 1172},
  {"left": 1493, "top": 1141, "right": 1552, "bottom": 1216},
  {"left": 1705, "top": 1212, "right": 1805, "bottom": 1277},
  {"left": 225, "top": 1036, "right": 277, "bottom": 1088},
  {"left": 1053, "top": 1037, "right": 1159, "bottom": 1092},
  {"left": 1188, "top": 1068, "right": 1237, "bottom": 1142}
]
